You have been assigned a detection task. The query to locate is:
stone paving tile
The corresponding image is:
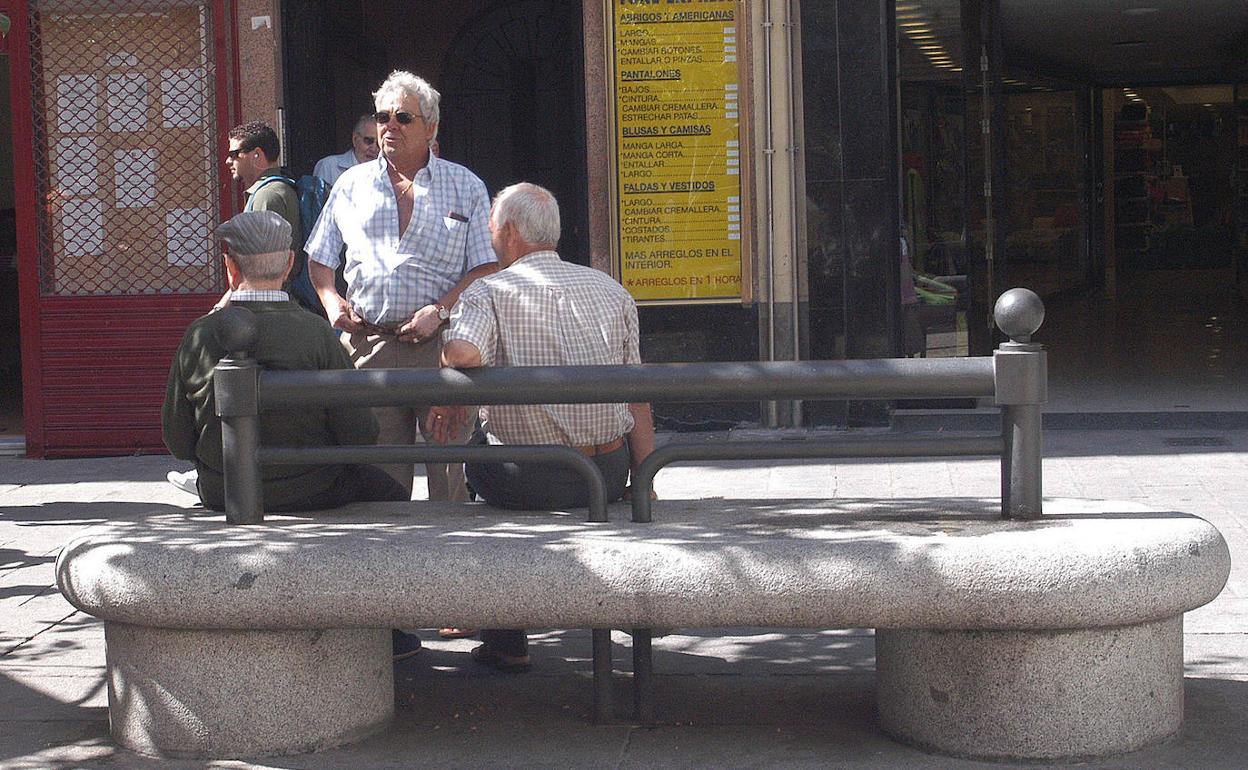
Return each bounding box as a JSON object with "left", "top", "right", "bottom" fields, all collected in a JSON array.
[
  {"left": 1186, "top": 597, "right": 1248, "bottom": 634},
  {"left": 0, "top": 591, "right": 78, "bottom": 654},
  {"left": 1185, "top": 634, "right": 1248, "bottom": 678}
]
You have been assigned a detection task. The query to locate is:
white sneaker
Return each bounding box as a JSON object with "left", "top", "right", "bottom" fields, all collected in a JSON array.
[{"left": 167, "top": 469, "right": 199, "bottom": 496}]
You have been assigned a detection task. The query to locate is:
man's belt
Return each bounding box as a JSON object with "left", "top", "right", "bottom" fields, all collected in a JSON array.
[
  {"left": 357, "top": 319, "right": 404, "bottom": 336},
  {"left": 573, "top": 437, "right": 625, "bottom": 457}
]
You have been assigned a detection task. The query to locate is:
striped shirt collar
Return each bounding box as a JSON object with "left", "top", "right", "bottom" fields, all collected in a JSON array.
[{"left": 231, "top": 289, "right": 289, "bottom": 303}]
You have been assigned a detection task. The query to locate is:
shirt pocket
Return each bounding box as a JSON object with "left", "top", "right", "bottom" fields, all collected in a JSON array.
[{"left": 421, "top": 211, "right": 470, "bottom": 273}]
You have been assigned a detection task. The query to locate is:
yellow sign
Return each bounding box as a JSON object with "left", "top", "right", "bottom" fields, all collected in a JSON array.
[{"left": 611, "top": 0, "right": 745, "bottom": 303}]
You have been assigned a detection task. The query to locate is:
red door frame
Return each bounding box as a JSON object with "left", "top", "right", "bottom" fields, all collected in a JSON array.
[
  {"left": 4, "top": 1, "right": 240, "bottom": 457},
  {"left": 3, "top": 2, "right": 46, "bottom": 456}
]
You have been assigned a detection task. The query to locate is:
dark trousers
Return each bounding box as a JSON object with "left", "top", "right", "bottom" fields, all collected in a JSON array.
[
  {"left": 200, "top": 463, "right": 408, "bottom": 513},
  {"left": 468, "top": 430, "right": 631, "bottom": 657},
  {"left": 464, "top": 431, "right": 631, "bottom": 511}
]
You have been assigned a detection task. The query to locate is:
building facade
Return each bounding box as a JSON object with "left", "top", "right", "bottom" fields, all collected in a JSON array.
[{"left": 3, "top": 1, "right": 1245, "bottom": 456}]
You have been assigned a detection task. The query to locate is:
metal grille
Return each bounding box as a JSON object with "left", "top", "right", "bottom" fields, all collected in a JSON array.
[{"left": 29, "top": 0, "right": 223, "bottom": 295}]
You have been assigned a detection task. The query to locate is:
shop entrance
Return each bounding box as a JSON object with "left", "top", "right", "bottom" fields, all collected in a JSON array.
[
  {"left": 279, "top": 0, "right": 589, "bottom": 261},
  {"left": 0, "top": 48, "right": 20, "bottom": 450}
]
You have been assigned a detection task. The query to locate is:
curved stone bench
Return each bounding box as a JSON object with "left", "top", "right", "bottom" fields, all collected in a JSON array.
[{"left": 56, "top": 498, "right": 1230, "bottom": 761}]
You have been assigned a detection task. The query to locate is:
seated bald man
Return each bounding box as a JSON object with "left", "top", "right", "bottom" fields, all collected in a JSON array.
[
  {"left": 432, "top": 182, "right": 656, "bottom": 672},
  {"left": 161, "top": 210, "right": 409, "bottom": 512}
]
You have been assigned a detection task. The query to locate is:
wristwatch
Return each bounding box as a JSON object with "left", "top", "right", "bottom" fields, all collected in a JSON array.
[{"left": 434, "top": 302, "right": 451, "bottom": 323}]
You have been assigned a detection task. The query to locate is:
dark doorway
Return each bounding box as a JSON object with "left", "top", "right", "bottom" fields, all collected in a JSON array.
[
  {"left": 0, "top": 52, "right": 22, "bottom": 446},
  {"left": 280, "top": 0, "right": 588, "bottom": 260}
]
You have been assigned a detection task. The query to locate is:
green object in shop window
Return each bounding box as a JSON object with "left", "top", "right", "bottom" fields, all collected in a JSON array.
[{"left": 0, "top": 15, "right": 9, "bottom": 38}]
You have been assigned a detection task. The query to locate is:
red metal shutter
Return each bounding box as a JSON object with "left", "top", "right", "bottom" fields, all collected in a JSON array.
[{"left": 14, "top": 0, "right": 234, "bottom": 457}]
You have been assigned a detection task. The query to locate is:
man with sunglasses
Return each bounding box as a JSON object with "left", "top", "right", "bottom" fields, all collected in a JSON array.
[
  {"left": 305, "top": 70, "right": 498, "bottom": 503},
  {"left": 313, "top": 114, "right": 380, "bottom": 187},
  {"left": 225, "top": 121, "right": 301, "bottom": 248}
]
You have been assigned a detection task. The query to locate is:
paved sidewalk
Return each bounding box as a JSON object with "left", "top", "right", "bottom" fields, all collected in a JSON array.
[{"left": 1, "top": 428, "right": 1245, "bottom": 769}]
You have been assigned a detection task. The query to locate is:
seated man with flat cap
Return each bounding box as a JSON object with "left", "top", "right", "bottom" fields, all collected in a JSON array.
[{"left": 162, "top": 210, "right": 409, "bottom": 512}]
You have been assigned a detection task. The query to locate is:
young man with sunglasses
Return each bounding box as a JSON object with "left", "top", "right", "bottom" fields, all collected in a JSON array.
[
  {"left": 225, "top": 121, "right": 301, "bottom": 248},
  {"left": 304, "top": 70, "right": 498, "bottom": 504},
  {"left": 312, "top": 114, "right": 380, "bottom": 187}
]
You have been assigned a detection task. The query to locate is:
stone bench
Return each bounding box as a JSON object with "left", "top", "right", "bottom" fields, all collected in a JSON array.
[{"left": 55, "top": 497, "right": 1229, "bottom": 761}]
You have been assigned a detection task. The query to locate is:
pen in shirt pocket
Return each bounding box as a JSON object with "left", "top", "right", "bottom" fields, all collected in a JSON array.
[{"left": 447, "top": 211, "right": 469, "bottom": 222}]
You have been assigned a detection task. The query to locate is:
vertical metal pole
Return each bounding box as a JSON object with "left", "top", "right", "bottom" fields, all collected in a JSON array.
[
  {"left": 217, "top": 358, "right": 262, "bottom": 524},
  {"left": 1002, "top": 402, "right": 1042, "bottom": 519},
  {"left": 632, "top": 628, "right": 654, "bottom": 725},
  {"left": 592, "top": 628, "right": 613, "bottom": 724},
  {"left": 992, "top": 289, "right": 1047, "bottom": 520},
  {"left": 213, "top": 307, "right": 263, "bottom": 525}
]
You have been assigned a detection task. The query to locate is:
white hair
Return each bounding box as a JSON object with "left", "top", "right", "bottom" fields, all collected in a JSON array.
[
  {"left": 373, "top": 70, "right": 440, "bottom": 139},
  {"left": 492, "top": 183, "right": 561, "bottom": 247},
  {"left": 232, "top": 250, "right": 291, "bottom": 282}
]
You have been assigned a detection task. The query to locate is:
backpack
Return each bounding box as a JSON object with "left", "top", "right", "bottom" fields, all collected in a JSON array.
[{"left": 248, "top": 174, "right": 331, "bottom": 316}]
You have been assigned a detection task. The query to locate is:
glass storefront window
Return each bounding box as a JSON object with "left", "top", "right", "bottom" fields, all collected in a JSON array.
[
  {"left": 897, "top": 0, "right": 970, "bottom": 358},
  {"left": 1000, "top": 87, "right": 1090, "bottom": 297}
]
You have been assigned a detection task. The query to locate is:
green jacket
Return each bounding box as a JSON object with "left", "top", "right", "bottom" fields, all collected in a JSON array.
[{"left": 161, "top": 300, "right": 376, "bottom": 509}]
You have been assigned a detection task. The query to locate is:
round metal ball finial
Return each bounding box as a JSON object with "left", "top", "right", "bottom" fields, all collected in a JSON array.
[
  {"left": 214, "top": 306, "right": 259, "bottom": 355},
  {"left": 994, "top": 288, "right": 1045, "bottom": 342}
]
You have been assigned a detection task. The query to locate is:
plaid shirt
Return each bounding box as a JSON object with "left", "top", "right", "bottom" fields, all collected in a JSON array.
[
  {"left": 305, "top": 154, "right": 495, "bottom": 325},
  {"left": 445, "top": 251, "right": 640, "bottom": 446},
  {"left": 229, "top": 289, "right": 289, "bottom": 303}
]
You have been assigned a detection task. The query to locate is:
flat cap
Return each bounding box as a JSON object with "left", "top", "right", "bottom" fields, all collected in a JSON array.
[{"left": 216, "top": 210, "right": 292, "bottom": 256}]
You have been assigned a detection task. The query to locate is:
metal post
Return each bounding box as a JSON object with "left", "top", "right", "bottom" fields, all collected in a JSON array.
[
  {"left": 632, "top": 628, "right": 654, "bottom": 725},
  {"left": 213, "top": 308, "right": 263, "bottom": 525},
  {"left": 591, "top": 629, "right": 613, "bottom": 724},
  {"left": 992, "top": 289, "right": 1047, "bottom": 520}
]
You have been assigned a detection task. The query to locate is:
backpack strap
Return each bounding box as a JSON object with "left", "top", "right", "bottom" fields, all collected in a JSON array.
[{"left": 243, "top": 176, "right": 298, "bottom": 211}]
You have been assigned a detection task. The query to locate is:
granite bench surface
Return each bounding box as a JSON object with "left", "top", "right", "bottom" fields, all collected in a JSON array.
[{"left": 56, "top": 497, "right": 1230, "bottom": 632}]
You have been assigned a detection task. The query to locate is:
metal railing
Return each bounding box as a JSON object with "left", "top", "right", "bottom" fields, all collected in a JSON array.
[{"left": 211, "top": 287, "right": 1047, "bottom": 723}]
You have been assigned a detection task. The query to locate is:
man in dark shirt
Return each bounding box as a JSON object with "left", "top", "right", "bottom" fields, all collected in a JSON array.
[{"left": 161, "top": 210, "right": 407, "bottom": 512}]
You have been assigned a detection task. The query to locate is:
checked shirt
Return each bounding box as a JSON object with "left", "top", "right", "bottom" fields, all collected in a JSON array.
[
  {"left": 445, "top": 250, "right": 640, "bottom": 447},
  {"left": 304, "top": 154, "right": 495, "bottom": 325}
]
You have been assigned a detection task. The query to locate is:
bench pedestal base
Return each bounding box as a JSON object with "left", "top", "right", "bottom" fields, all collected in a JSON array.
[
  {"left": 876, "top": 617, "right": 1183, "bottom": 761},
  {"left": 104, "top": 623, "right": 393, "bottom": 758}
]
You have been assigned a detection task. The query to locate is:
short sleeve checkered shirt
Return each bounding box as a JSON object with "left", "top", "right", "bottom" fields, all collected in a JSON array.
[
  {"left": 444, "top": 251, "right": 640, "bottom": 446},
  {"left": 304, "top": 154, "right": 496, "bottom": 325}
]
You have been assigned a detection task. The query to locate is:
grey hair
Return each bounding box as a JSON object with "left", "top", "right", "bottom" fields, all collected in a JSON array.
[
  {"left": 492, "top": 183, "right": 561, "bottom": 247},
  {"left": 231, "top": 249, "right": 291, "bottom": 282},
  {"left": 373, "top": 70, "right": 440, "bottom": 139},
  {"left": 353, "top": 113, "right": 374, "bottom": 135}
]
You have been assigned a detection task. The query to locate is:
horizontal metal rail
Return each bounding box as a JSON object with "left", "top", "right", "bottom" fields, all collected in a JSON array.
[
  {"left": 261, "top": 445, "right": 610, "bottom": 522},
  {"left": 258, "top": 358, "right": 998, "bottom": 410},
  {"left": 629, "top": 436, "right": 1006, "bottom": 522}
]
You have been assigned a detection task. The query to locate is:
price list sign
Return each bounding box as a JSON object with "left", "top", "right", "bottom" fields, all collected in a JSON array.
[{"left": 611, "top": 0, "right": 746, "bottom": 303}]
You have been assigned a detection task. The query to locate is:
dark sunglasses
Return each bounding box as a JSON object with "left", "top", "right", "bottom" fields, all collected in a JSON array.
[
  {"left": 356, "top": 135, "right": 377, "bottom": 145},
  {"left": 225, "top": 146, "right": 252, "bottom": 160},
  {"left": 374, "top": 110, "right": 418, "bottom": 125}
]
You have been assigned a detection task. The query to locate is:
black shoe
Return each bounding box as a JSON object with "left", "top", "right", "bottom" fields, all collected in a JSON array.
[{"left": 392, "top": 629, "right": 423, "bottom": 661}]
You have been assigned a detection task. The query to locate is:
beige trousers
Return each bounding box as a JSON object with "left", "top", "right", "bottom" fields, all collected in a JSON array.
[{"left": 341, "top": 332, "right": 471, "bottom": 501}]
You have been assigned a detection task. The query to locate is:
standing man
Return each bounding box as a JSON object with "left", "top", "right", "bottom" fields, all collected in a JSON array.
[
  {"left": 313, "top": 114, "right": 380, "bottom": 187},
  {"left": 434, "top": 183, "right": 656, "bottom": 672},
  {"left": 226, "top": 121, "right": 300, "bottom": 244},
  {"left": 305, "top": 71, "right": 497, "bottom": 500}
]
